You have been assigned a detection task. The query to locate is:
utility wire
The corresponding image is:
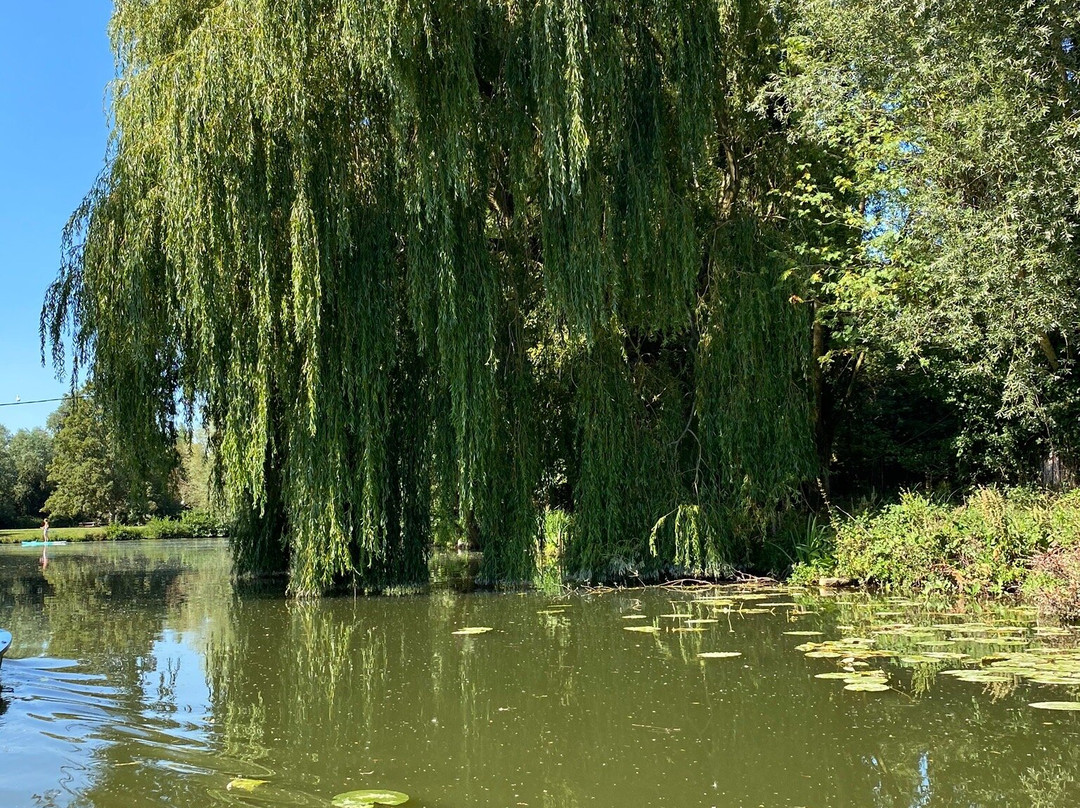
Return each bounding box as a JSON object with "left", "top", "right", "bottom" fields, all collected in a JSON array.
[{"left": 0, "top": 396, "right": 81, "bottom": 408}]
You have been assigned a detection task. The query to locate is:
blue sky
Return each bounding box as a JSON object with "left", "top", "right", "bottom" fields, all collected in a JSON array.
[{"left": 1, "top": 2, "right": 114, "bottom": 431}]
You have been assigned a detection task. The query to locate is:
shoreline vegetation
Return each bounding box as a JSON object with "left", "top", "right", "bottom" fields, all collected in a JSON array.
[
  {"left": 6, "top": 489, "right": 1079, "bottom": 622},
  {"left": 790, "top": 488, "right": 1080, "bottom": 622},
  {"left": 32, "top": 1, "right": 1080, "bottom": 597}
]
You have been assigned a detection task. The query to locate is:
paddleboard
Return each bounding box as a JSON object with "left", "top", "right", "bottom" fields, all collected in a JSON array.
[{"left": 20, "top": 541, "right": 68, "bottom": 547}]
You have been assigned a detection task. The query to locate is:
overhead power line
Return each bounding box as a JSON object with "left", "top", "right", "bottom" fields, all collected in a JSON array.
[{"left": 0, "top": 396, "right": 82, "bottom": 408}]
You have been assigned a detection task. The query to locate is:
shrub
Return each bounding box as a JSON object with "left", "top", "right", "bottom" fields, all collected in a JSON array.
[
  {"left": 103, "top": 524, "right": 143, "bottom": 541},
  {"left": 89, "top": 510, "right": 228, "bottom": 541},
  {"left": 832, "top": 488, "right": 1080, "bottom": 596},
  {"left": 179, "top": 509, "right": 228, "bottom": 537}
]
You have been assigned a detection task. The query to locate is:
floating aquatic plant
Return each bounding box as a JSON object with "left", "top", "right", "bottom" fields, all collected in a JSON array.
[
  {"left": 697, "top": 651, "right": 742, "bottom": 659},
  {"left": 843, "top": 681, "right": 891, "bottom": 692},
  {"left": 332, "top": 790, "right": 410, "bottom": 808},
  {"left": 452, "top": 627, "right": 494, "bottom": 635}
]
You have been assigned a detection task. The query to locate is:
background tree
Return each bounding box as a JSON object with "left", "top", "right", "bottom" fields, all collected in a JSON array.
[
  {"left": 177, "top": 430, "right": 215, "bottom": 513},
  {"left": 9, "top": 427, "right": 54, "bottom": 517},
  {"left": 776, "top": 0, "right": 1080, "bottom": 491},
  {"left": 45, "top": 392, "right": 180, "bottom": 524},
  {"left": 0, "top": 426, "right": 17, "bottom": 525}
]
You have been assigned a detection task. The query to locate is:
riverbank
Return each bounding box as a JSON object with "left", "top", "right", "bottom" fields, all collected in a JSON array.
[
  {"left": 793, "top": 488, "right": 1080, "bottom": 620},
  {"left": 0, "top": 527, "right": 99, "bottom": 543},
  {"left": 0, "top": 510, "right": 227, "bottom": 544}
]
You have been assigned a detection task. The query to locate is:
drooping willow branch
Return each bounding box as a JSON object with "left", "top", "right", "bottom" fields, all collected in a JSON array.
[{"left": 44, "top": 0, "right": 815, "bottom": 595}]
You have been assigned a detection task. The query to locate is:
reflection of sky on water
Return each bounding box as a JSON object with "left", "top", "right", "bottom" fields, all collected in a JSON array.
[
  {"left": 138, "top": 630, "right": 213, "bottom": 744},
  {"left": 0, "top": 658, "right": 113, "bottom": 807}
]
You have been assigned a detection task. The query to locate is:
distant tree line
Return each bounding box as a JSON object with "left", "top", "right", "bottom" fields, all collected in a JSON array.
[{"left": 0, "top": 391, "right": 213, "bottom": 528}]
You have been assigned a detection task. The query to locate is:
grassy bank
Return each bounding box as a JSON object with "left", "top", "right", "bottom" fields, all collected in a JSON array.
[
  {"left": 0, "top": 527, "right": 100, "bottom": 543},
  {"left": 0, "top": 510, "right": 227, "bottom": 545},
  {"left": 795, "top": 488, "right": 1080, "bottom": 619}
]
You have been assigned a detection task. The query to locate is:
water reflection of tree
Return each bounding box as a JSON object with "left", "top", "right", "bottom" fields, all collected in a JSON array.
[{"left": 192, "top": 584, "right": 1080, "bottom": 807}]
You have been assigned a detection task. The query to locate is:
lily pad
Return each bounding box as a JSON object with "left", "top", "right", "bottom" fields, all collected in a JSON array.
[
  {"left": 1034, "top": 627, "right": 1072, "bottom": 637},
  {"left": 623, "top": 625, "right": 660, "bottom": 633},
  {"left": 227, "top": 778, "right": 267, "bottom": 792},
  {"left": 452, "top": 627, "right": 494, "bottom": 635},
  {"left": 697, "top": 651, "right": 742, "bottom": 659},
  {"left": 783, "top": 631, "right": 823, "bottom": 636},
  {"left": 1029, "top": 701, "right": 1080, "bottom": 711},
  {"left": 332, "top": 790, "right": 410, "bottom": 808},
  {"left": 722, "top": 593, "right": 771, "bottom": 601},
  {"left": 843, "top": 682, "right": 891, "bottom": 692},
  {"left": 621, "top": 614, "right": 648, "bottom": 620},
  {"left": 898, "top": 655, "right": 945, "bottom": 666}
]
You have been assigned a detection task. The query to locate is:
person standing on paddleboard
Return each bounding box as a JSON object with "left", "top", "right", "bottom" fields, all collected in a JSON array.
[{"left": 39, "top": 518, "right": 49, "bottom": 568}]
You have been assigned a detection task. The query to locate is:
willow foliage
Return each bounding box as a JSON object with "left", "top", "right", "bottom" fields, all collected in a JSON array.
[{"left": 45, "top": 0, "right": 815, "bottom": 594}]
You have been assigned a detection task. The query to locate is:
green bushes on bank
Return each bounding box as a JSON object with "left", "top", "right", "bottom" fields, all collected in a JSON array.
[
  {"left": 89, "top": 510, "right": 228, "bottom": 541},
  {"left": 799, "top": 488, "right": 1080, "bottom": 616}
]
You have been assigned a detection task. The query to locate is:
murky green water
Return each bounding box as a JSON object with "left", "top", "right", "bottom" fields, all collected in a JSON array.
[{"left": 2, "top": 541, "right": 1080, "bottom": 807}]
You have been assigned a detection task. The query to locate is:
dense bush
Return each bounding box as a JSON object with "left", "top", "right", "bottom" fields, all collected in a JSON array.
[
  {"left": 83, "top": 510, "right": 228, "bottom": 541},
  {"left": 821, "top": 489, "right": 1080, "bottom": 597},
  {"left": 143, "top": 509, "right": 227, "bottom": 539}
]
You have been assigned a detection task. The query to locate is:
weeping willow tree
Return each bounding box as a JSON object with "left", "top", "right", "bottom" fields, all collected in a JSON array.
[{"left": 44, "top": 0, "right": 815, "bottom": 595}]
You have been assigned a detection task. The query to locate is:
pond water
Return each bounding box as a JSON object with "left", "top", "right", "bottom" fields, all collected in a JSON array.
[{"left": 2, "top": 540, "right": 1080, "bottom": 807}]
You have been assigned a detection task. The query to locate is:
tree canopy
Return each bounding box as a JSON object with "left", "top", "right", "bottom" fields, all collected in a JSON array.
[
  {"left": 777, "top": 0, "right": 1080, "bottom": 483},
  {"left": 44, "top": 0, "right": 818, "bottom": 594},
  {"left": 45, "top": 392, "right": 181, "bottom": 524},
  {"left": 0, "top": 425, "right": 55, "bottom": 524}
]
